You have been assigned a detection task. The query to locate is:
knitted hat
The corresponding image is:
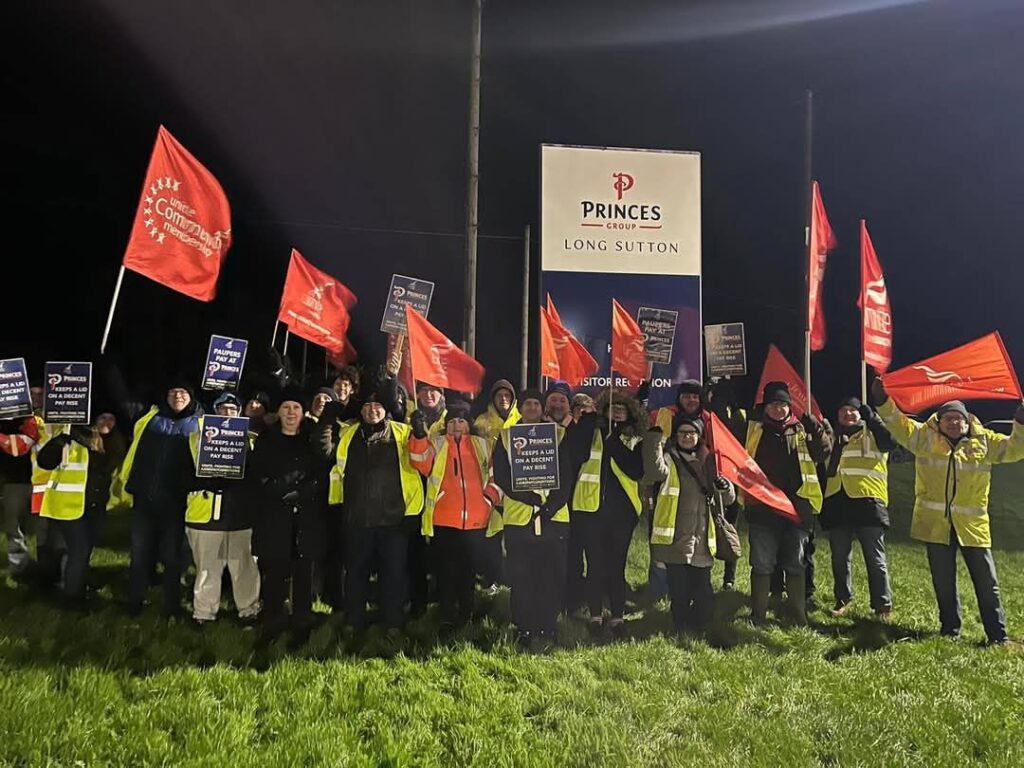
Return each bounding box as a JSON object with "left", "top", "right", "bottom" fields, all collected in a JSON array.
[
  {"left": 213, "top": 392, "right": 242, "bottom": 410},
  {"left": 762, "top": 381, "right": 792, "bottom": 405},
  {"left": 937, "top": 400, "right": 969, "bottom": 420},
  {"left": 444, "top": 398, "right": 473, "bottom": 425},
  {"left": 544, "top": 380, "right": 572, "bottom": 405},
  {"left": 838, "top": 396, "right": 862, "bottom": 410},
  {"left": 520, "top": 388, "right": 544, "bottom": 406},
  {"left": 676, "top": 379, "right": 702, "bottom": 397}
]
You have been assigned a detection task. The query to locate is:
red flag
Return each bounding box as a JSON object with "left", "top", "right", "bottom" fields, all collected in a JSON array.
[
  {"left": 539, "top": 308, "right": 561, "bottom": 380},
  {"left": 611, "top": 299, "right": 648, "bottom": 387},
  {"left": 881, "top": 332, "right": 1021, "bottom": 412},
  {"left": 544, "top": 295, "right": 599, "bottom": 387},
  {"left": 858, "top": 221, "right": 893, "bottom": 372},
  {"left": 807, "top": 181, "right": 837, "bottom": 351},
  {"left": 122, "top": 126, "right": 232, "bottom": 301},
  {"left": 277, "top": 249, "right": 357, "bottom": 353},
  {"left": 327, "top": 335, "right": 358, "bottom": 369},
  {"left": 405, "top": 305, "right": 485, "bottom": 394},
  {"left": 546, "top": 293, "right": 563, "bottom": 326},
  {"left": 756, "top": 344, "right": 823, "bottom": 420},
  {"left": 708, "top": 413, "right": 800, "bottom": 524}
]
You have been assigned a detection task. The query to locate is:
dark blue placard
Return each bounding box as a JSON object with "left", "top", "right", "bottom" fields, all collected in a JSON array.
[
  {"left": 0, "top": 358, "right": 32, "bottom": 420},
  {"left": 43, "top": 362, "right": 92, "bottom": 424},
  {"left": 196, "top": 415, "right": 250, "bottom": 479},
  {"left": 380, "top": 274, "right": 435, "bottom": 334},
  {"left": 704, "top": 322, "right": 747, "bottom": 377},
  {"left": 508, "top": 422, "right": 561, "bottom": 492},
  {"left": 202, "top": 335, "right": 248, "bottom": 391}
]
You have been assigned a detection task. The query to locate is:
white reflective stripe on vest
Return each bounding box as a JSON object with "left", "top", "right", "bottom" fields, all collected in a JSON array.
[
  {"left": 918, "top": 499, "right": 987, "bottom": 517},
  {"left": 50, "top": 483, "right": 86, "bottom": 493},
  {"left": 914, "top": 455, "right": 991, "bottom": 473},
  {"left": 664, "top": 485, "right": 680, "bottom": 497},
  {"left": 33, "top": 484, "right": 49, "bottom": 494},
  {"left": 840, "top": 468, "right": 887, "bottom": 479},
  {"left": 578, "top": 473, "right": 601, "bottom": 483},
  {"left": 801, "top": 474, "right": 819, "bottom": 484},
  {"left": 409, "top": 450, "right": 430, "bottom": 462},
  {"left": 652, "top": 526, "right": 675, "bottom": 539},
  {"left": 589, "top": 450, "right": 602, "bottom": 460}
]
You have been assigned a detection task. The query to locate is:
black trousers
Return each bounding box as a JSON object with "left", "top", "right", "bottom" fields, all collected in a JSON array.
[
  {"left": 316, "top": 504, "right": 346, "bottom": 610},
  {"left": 722, "top": 501, "right": 741, "bottom": 586},
  {"left": 432, "top": 526, "right": 489, "bottom": 624},
  {"left": 260, "top": 556, "right": 314, "bottom": 633},
  {"left": 345, "top": 525, "right": 409, "bottom": 630},
  {"left": 563, "top": 517, "right": 587, "bottom": 612},
  {"left": 577, "top": 506, "right": 637, "bottom": 619},
  {"left": 55, "top": 510, "right": 105, "bottom": 600},
  {"left": 504, "top": 520, "right": 568, "bottom": 634},
  {"left": 406, "top": 524, "right": 429, "bottom": 613},
  {"left": 665, "top": 563, "right": 714, "bottom": 632},
  {"left": 770, "top": 527, "right": 816, "bottom": 598}
]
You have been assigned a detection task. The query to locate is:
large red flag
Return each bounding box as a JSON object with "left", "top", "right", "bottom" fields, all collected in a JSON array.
[
  {"left": 756, "top": 344, "right": 823, "bottom": 419},
  {"left": 807, "top": 181, "right": 837, "bottom": 351},
  {"left": 544, "top": 295, "right": 599, "bottom": 387},
  {"left": 611, "top": 299, "right": 648, "bottom": 387},
  {"left": 277, "top": 249, "right": 357, "bottom": 353},
  {"left": 539, "top": 308, "right": 561, "bottom": 380},
  {"left": 122, "top": 126, "right": 232, "bottom": 301},
  {"left": 405, "top": 305, "right": 485, "bottom": 394},
  {"left": 327, "top": 335, "right": 358, "bottom": 369},
  {"left": 708, "top": 413, "right": 800, "bottom": 524},
  {"left": 881, "top": 332, "right": 1021, "bottom": 412},
  {"left": 858, "top": 221, "right": 893, "bottom": 372}
]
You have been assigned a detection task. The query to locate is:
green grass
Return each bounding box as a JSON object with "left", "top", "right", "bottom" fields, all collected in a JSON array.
[{"left": 2, "top": 463, "right": 1024, "bottom": 766}]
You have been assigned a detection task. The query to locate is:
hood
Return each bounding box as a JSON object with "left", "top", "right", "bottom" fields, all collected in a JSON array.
[{"left": 595, "top": 387, "right": 647, "bottom": 436}]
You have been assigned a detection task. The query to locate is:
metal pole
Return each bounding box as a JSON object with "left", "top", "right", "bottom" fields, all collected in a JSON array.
[
  {"left": 463, "top": 0, "right": 483, "bottom": 356},
  {"left": 100, "top": 266, "right": 126, "bottom": 354},
  {"left": 301, "top": 340, "right": 308, "bottom": 382},
  {"left": 520, "top": 224, "right": 530, "bottom": 390},
  {"left": 860, "top": 218, "right": 868, "bottom": 405},
  {"left": 271, "top": 320, "right": 280, "bottom": 347},
  {"left": 803, "top": 89, "right": 814, "bottom": 410},
  {"left": 283, "top": 328, "right": 291, "bottom": 356}
]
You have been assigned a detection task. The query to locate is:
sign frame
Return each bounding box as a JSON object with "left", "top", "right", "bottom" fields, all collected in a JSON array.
[
  {"left": 42, "top": 361, "right": 93, "bottom": 425},
  {"left": 508, "top": 421, "right": 561, "bottom": 492},
  {"left": 202, "top": 334, "right": 249, "bottom": 392},
  {"left": 0, "top": 357, "right": 33, "bottom": 420},
  {"left": 195, "top": 415, "right": 250, "bottom": 479},
  {"left": 704, "top": 322, "right": 747, "bottom": 378},
  {"left": 380, "top": 274, "right": 435, "bottom": 335}
]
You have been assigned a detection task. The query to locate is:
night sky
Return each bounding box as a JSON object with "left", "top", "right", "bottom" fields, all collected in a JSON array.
[{"left": 7, "top": 0, "right": 1024, "bottom": 417}]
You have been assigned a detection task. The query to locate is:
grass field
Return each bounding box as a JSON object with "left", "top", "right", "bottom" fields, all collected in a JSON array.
[{"left": 2, "top": 463, "right": 1023, "bottom": 767}]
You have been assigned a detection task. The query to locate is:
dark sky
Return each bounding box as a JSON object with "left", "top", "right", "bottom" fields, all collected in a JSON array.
[{"left": 7, "top": 0, "right": 1024, "bottom": 415}]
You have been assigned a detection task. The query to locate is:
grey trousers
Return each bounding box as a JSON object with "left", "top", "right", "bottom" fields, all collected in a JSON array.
[
  {"left": 2, "top": 483, "right": 31, "bottom": 573},
  {"left": 186, "top": 528, "right": 261, "bottom": 621},
  {"left": 926, "top": 534, "right": 1007, "bottom": 643},
  {"left": 829, "top": 525, "right": 892, "bottom": 612}
]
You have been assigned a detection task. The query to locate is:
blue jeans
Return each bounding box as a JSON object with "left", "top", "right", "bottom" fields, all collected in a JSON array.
[
  {"left": 749, "top": 522, "right": 809, "bottom": 577},
  {"left": 926, "top": 533, "right": 1007, "bottom": 643},
  {"left": 830, "top": 526, "right": 892, "bottom": 612}
]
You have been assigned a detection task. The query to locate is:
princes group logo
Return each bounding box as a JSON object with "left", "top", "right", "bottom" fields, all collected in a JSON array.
[{"left": 579, "top": 172, "right": 662, "bottom": 231}]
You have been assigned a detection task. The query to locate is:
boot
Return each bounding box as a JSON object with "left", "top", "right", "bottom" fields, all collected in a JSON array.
[
  {"left": 750, "top": 572, "right": 771, "bottom": 625},
  {"left": 786, "top": 573, "right": 808, "bottom": 626}
]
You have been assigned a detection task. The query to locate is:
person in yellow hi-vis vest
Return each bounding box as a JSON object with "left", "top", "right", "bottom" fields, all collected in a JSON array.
[
  {"left": 35, "top": 412, "right": 125, "bottom": 605},
  {"left": 821, "top": 396, "right": 896, "bottom": 619},
  {"left": 872, "top": 378, "right": 1024, "bottom": 645},
  {"left": 642, "top": 415, "right": 735, "bottom": 634},
  {"left": 185, "top": 392, "right": 261, "bottom": 626},
  {"left": 491, "top": 388, "right": 586, "bottom": 649},
  {"left": 745, "top": 381, "right": 830, "bottom": 627},
  {"left": 572, "top": 387, "right": 646, "bottom": 639}
]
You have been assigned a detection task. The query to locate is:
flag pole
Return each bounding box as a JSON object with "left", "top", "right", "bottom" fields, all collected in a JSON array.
[
  {"left": 860, "top": 219, "right": 868, "bottom": 404},
  {"left": 802, "top": 89, "right": 814, "bottom": 410},
  {"left": 301, "top": 340, "right": 308, "bottom": 383},
  {"left": 271, "top": 320, "right": 280, "bottom": 347},
  {"left": 283, "top": 328, "right": 291, "bottom": 356},
  {"left": 521, "top": 224, "right": 531, "bottom": 391},
  {"left": 324, "top": 348, "right": 329, "bottom": 381},
  {"left": 100, "top": 266, "right": 126, "bottom": 354}
]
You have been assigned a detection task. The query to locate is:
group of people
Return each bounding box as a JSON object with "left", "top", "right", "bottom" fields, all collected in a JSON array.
[{"left": 2, "top": 352, "right": 1022, "bottom": 650}]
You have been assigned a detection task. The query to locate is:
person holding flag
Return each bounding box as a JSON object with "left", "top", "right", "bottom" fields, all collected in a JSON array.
[
  {"left": 571, "top": 388, "right": 646, "bottom": 639},
  {"left": 820, "top": 397, "right": 896, "bottom": 619},
  {"left": 642, "top": 415, "right": 735, "bottom": 634},
  {"left": 872, "top": 378, "right": 1024, "bottom": 645},
  {"left": 745, "top": 382, "right": 830, "bottom": 626}
]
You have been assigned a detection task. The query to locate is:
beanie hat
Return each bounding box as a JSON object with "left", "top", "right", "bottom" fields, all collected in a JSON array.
[
  {"left": 520, "top": 388, "right": 544, "bottom": 406},
  {"left": 274, "top": 384, "right": 307, "bottom": 412},
  {"left": 544, "top": 380, "right": 572, "bottom": 404},
  {"left": 246, "top": 390, "right": 271, "bottom": 410},
  {"left": 676, "top": 379, "right": 702, "bottom": 397},
  {"left": 213, "top": 392, "right": 242, "bottom": 410},
  {"left": 674, "top": 414, "right": 704, "bottom": 438},
  {"left": 937, "top": 400, "right": 969, "bottom": 420},
  {"left": 444, "top": 398, "right": 473, "bottom": 425},
  {"left": 838, "top": 396, "right": 863, "bottom": 410},
  {"left": 315, "top": 387, "right": 339, "bottom": 402},
  {"left": 762, "top": 381, "right": 792, "bottom": 406}
]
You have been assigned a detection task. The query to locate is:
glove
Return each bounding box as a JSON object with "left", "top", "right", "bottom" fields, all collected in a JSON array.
[
  {"left": 858, "top": 404, "right": 874, "bottom": 422},
  {"left": 713, "top": 477, "right": 730, "bottom": 492},
  {"left": 410, "top": 410, "right": 428, "bottom": 439},
  {"left": 520, "top": 491, "right": 544, "bottom": 507},
  {"left": 537, "top": 502, "right": 556, "bottom": 522},
  {"left": 799, "top": 413, "right": 819, "bottom": 432},
  {"left": 636, "top": 380, "right": 651, "bottom": 403},
  {"left": 320, "top": 399, "right": 345, "bottom": 425},
  {"left": 647, "top": 426, "right": 663, "bottom": 437},
  {"left": 1015, "top": 403, "right": 1024, "bottom": 425},
  {"left": 871, "top": 378, "right": 887, "bottom": 406}
]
